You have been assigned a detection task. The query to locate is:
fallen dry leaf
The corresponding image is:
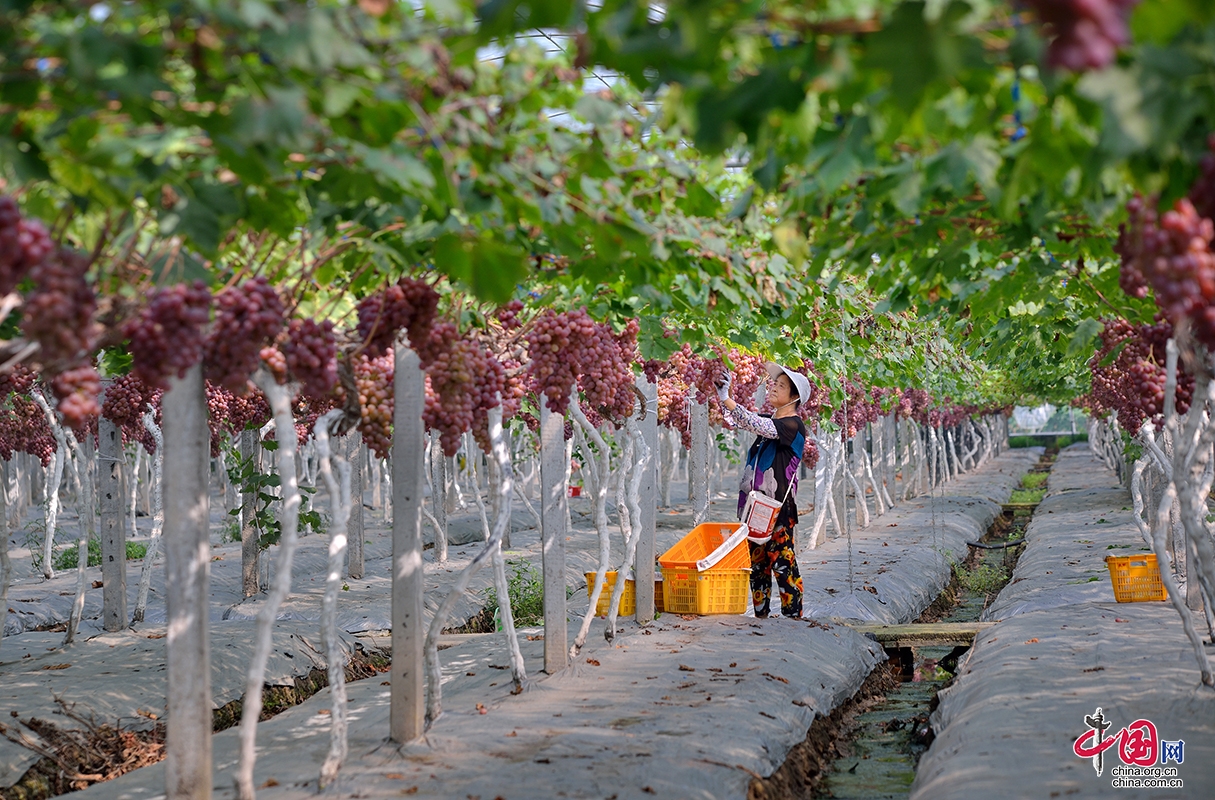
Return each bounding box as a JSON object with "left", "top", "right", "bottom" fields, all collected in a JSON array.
[
  {"left": 506, "top": 730, "right": 517, "bottom": 737},
  {"left": 91, "top": 580, "right": 103, "bottom": 589},
  {"left": 1026, "top": 638, "right": 1039, "bottom": 644},
  {"left": 761, "top": 672, "right": 789, "bottom": 684},
  {"left": 136, "top": 709, "right": 159, "bottom": 720},
  {"left": 586, "top": 658, "right": 600, "bottom": 666},
  {"left": 146, "top": 633, "right": 166, "bottom": 639},
  {"left": 678, "top": 664, "right": 695, "bottom": 672},
  {"left": 317, "top": 709, "right": 330, "bottom": 715},
  {"left": 41, "top": 663, "right": 70, "bottom": 670},
  {"left": 385, "top": 773, "right": 405, "bottom": 780},
  {"left": 258, "top": 779, "right": 279, "bottom": 788},
  {"left": 476, "top": 703, "right": 487, "bottom": 715},
  {"left": 1115, "top": 618, "right": 1129, "bottom": 623}
]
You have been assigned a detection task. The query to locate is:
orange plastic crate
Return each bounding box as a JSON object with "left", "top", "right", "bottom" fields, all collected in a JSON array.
[
  {"left": 586, "top": 571, "right": 635, "bottom": 617},
  {"left": 1106, "top": 554, "right": 1167, "bottom": 602},
  {"left": 660, "top": 567, "right": 751, "bottom": 615},
  {"left": 658, "top": 522, "right": 750, "bottom": 571},
  {"left": 586, "top": 572, "right": 664, "bottom": 616}
]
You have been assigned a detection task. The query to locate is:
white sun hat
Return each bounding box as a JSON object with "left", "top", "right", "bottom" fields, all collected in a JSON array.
[{"left": 765, "top": 362, "right": 811, "bottom": 409}]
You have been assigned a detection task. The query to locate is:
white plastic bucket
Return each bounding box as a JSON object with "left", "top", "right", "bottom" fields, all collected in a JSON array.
[{"left": 741, "top": 491, "right": 782, "bottom": 544}]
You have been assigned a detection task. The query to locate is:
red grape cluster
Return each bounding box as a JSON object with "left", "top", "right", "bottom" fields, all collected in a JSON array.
[
  {"left": 22, "top": 248, "right": 98, "bottom": 369},
  {"left": 0, "top": 364, "right": 37, "bottom": 398},
  {"left": 496, "top": 299, "right": 525, "bottom": 331},
  {"left": 124, "top": 281, "right": 213, "bottom": 389},
  {"left": 203, "top": 277, "right": 286, "bottom": 392},
  {"left": 51, "top": 365, "right": 101, "bottom": 431},
  {"left": 356, "top": 277, "right": 440, "bottom": 356},
  {"left": 1078, "top": 317, "right": 1193, "bottom": 433},
  {"left": 1025, "top": 0, "right": 1141, "bottom": 72},
  {"left": 1118, "top": 195, "right": 1215, "bottom": 347},
  {"left": 0, "top": 394, "right": 56, "bottom": 465},
  {"left": 351, "top": 352, "right": 394, "bottom": 459},
  {"left": 1189, "top": 134, "right": 1215, "bottom": 223},
  {"left": 578, "top": 318, "right": 639, "bottom": 423},
  {"left": 259, "top": 346, "right": 288, "bottom": 384},
  {"left": 0, "top": 196, "right": 53, "bottom": 295},
  {"left": 523, "top": 308, "right": 599, "bottom": 414},
  {"left": 282, "top": 318, "right": 338, "bottom": 397},
  {"left": 830, "top": 381, "right": 880, "bottom": 440},
  {"left": 421, "top": 330, "right": 505, "bottom": 456},
  {"left": 101, "top": 372, "right": 160, "bottom": 452},
  {"left": 225, "top": 386, "right": 271, "bottom": 434}
]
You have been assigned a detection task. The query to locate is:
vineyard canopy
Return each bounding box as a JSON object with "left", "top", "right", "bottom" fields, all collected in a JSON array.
[{"left": 1, "top": 0, "right": 1213, "bottom": 408}]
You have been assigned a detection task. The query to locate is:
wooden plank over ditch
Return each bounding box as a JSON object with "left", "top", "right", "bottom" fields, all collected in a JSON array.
[{"left": 844, "top": 622, "right": 996, "bottom": 648}]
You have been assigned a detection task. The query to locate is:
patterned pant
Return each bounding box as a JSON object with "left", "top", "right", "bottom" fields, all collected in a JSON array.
[{"left": 749, "top": 523, "right": 803, "bottom": 618}]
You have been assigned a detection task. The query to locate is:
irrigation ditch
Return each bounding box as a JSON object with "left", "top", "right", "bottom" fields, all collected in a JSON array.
[{"left": 751, "top": 448, "right": 1057, "bottom": 800}]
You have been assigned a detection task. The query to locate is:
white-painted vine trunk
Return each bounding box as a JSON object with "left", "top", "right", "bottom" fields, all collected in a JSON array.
[
  {"left": 132, "top": 413, "right": 164, "bottom": 624},
  {"left": 422, "top": 402, "right": 523, "bottom": 728},
  {"left": 608, "top": 415, "right": 650, "bottom": 640},
  {"left": 99, "top": 417, "right": 126, "bottom": 631},
  {"left": 32, "top": 390, "right": 65, "bottom": 579},
  {"left": 314, "top": 410, "right": 352, "bottom": 788},
  {"left": 236, "top": 371, "right": 305, "bottom": 800},
  {"left": 570, "top": 398, "right": 611, "bottom": 658},
  {"left": 64, "top": 433, "right": 94, "bottom": 646}
]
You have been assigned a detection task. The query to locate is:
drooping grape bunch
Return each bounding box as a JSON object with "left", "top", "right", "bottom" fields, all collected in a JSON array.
[
  {"left": 203, "top": 277, "right": 286, "bottom": 392},
  {"left": 1024, "top": 0, "right": 1142, "bottom": 72},
  {"left": 1078, "top": 317, "right": 1192, "bottom": 434},
  {"left": 0, "top": 394, "right": 56, "bottom": 465},
  {"left": 0, "top": 196, "right": 53, "bottom": 295},
  {"left": 355, "top": 277, "right": 440, "bottom": 356},
  {"left": 577, "top": 317, "right": 639, "bottom": 423},
  {"left": 1117, "top": 195, "right": 1215, "bottom": 347},
  {"left": 52, "top": 365, "right": 102, "bottom": 431},
  {"left": 124, "top": 281, "right": 213, "bottom": 389},
  {"left": 421, "top": 329, "right": 505, "bottom": 455},
  {"left": 1188, "top": 134, "right": 1215, "bottom": 225},
  {"left": 351, "top": 352, "right": 394, "bottom": 459},
  {"left": 282, "top": 318, "right": 338, "bottom": 397},
  {"left": 523, "top": 308, "right": 598, "bottom": 414},
  {"left": 0, "top": 364, "right": 37, "bottom": 399},
  {"left": 496, "top": 299, "right": 525, "bottom": 331},
  {"left": 22, "top": 248, "right": 98, "bottom": 369},
  {"left": 101, "top": 372, "right": 160, "bottom": 452}
]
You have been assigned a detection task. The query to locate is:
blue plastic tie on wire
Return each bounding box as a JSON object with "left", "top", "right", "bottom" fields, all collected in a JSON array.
[{"left": 1010, "top": 78, "right": 1027, "bottom": 142}]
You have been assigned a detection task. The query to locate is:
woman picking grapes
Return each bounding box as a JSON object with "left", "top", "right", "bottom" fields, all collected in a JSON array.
[{"left": 716, "top": 364, "right": 809, "bottom": 619}]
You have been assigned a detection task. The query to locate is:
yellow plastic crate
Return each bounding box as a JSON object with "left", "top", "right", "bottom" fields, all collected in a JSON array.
[
  {"left": 1106, "top": 554, "right": 1167, "bottom": 602},
  {"left": 587, "top": 571, "right": 635, "bottom": 617},
  {"left": 658, "top": 522, "right": 750, "bottom": 571},
  {"left": 660, "top": 567, "right": 751, "bottom": 615}
]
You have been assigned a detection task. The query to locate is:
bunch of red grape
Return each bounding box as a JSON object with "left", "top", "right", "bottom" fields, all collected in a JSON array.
[
  {"left": 1024, "top": 0, "right": 1142, "bottom": 72},
  {"left": 101, "top": 372, "right": 160, "bottom": 452},
  {"left": 523, "top": 308, "right": 599, "bottom": 415},
  {"left": 351, "top": 352, "right": 394, "bottom": 459},
  {"left": 203, "top": 277, "right": 286, "bottom": 392},
  {"left": 1117, "top": 195, "right": 1215, "bottom": 347},
  {"left": 421, "top": 330, "right": 505, "bottom": 456},
  {"left": 21, "top": 248, "right": 98, "bottom": 371},
  {"left": 1078, "top": 317, "right": 1192, "bottom": 434},
  {"left": 355, "top": 277, "right": 440, "bottom": 356},
  {"left": 496, "top": 299, "right": 525, "bottom": 331},
  {"left": 577, "top": 317, "right": 639, "bottom": 423},
  {"left": 282, "top": 318, "right": 338, "bottom": 397},
  {"left": 124, "top": 281, "right": 213, "bottom": 389},
  {"left": 0, "top": 196, "right": 53, "bottom": 295},
  {"left": 0, "top": 364, "right": 37, "bottom": 399},
  {"left": 0, "top": 394, "right": 56, "bottom": 465},
  {"left": 225, "top": 386, "right": 271, "bottom": 435},
  {"left": 830, "top": 381, "right": 879, "bottom": 439},
  {"left": 1188, "top": 134, "right": 1215, "bottom": 226}
]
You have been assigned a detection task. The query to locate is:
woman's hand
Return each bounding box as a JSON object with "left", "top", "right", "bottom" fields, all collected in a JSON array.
[{"left": 715, "top": 372, "right": 732, "bottom": 403}]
